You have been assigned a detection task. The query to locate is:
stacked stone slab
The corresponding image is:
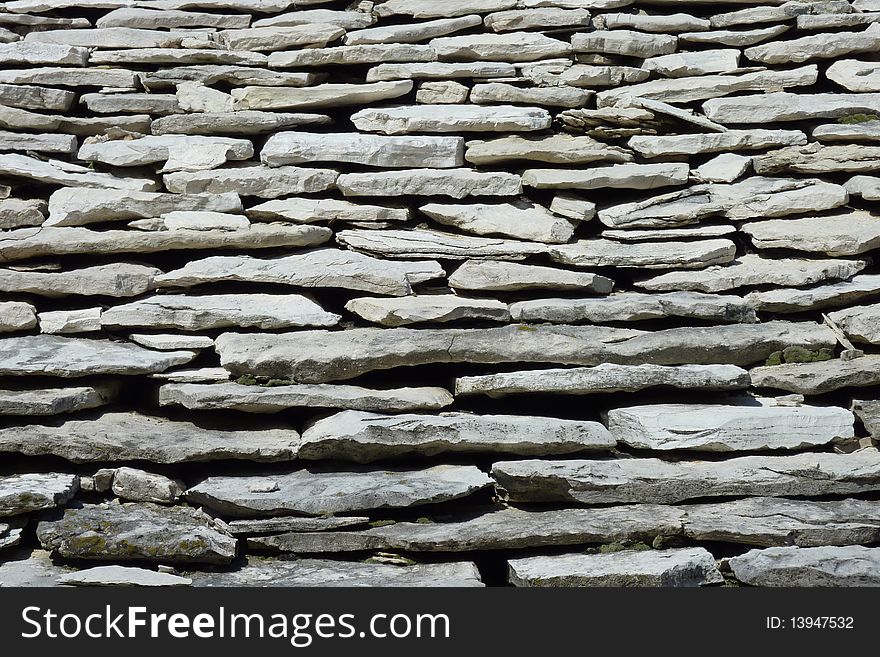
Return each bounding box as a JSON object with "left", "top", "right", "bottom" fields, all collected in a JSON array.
[{"left": 0, "top": 0, "right": 879, "bottom": 589}]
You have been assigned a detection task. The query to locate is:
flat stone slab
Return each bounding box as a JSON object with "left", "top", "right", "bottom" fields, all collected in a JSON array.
[
  {"left": 455, "top": 363, "right": 750, "bottom": 397},
  {"left": 0, "top": 384, "right": 118, "bottom": 415},
  {"left": 0, "top": 263, "right": 161, "bottom": 299},
  {"left": 269, "top": 43, "right": 435, "bottom": 68},
  {"left": 606, "top": 401, "right": 854, "bottom": 452},
  {"left": 215, "top": 321, "right": 834, "bottom": 383},
  {"left": 186, "top": 557, "right": 483, "bottom": 587},
  {"left": 465, "top": 134, "right": 631, "bottom": 166},
  {"left": 351, "top": 104, "right": 551, "bottom": 134},
  {"left": 523, "top": 163, "right": 689, "bottom": 191},
  {"left": 37, "top": 502, "right": 237, "bottom": 565},
  {"left": 744, "top": 30, "right": 880, "bottom": 64},
  {"left": 0, "top": 550, "right": 72, "bottom": 587},
  {"left": 853, "top": 400, "right": 880, "bottom": 438},
  {"left": 57, "top": 565, "right": 192, "bottom": 587},
  {"left": 548, "top": 239, "right": 736, "bottom": 270},
  {"left": 163, "top": 166, "right": 337, "bottom": 198},
  {"left": 246, "top": 505, "right": 688, "bottom": 553},
  {"left": 77, "top": 135, "right": 253, "bottom": 172},
  {"left": 152, "top": 111, "right": 331, "bottom": 136},
  {"left": 730, "top": 546, "right": 880, "bottom": 586},
  {"left": 628, "top": 129, "right": 806, "bottom": 158},
  {"left": 430, "top": 32, "right": 572, "bottom": 62},
  {"left": 226, "top": 516, "right": 370, "bottom": 537},
  {"left": 231, "top": 81, "right": 413, "bottom": 111},
  {"left": 509, "top": 291, "right": 757, "bottom": 324},
  {"left": 345, "top": 15, "right": 481, "bottom": 44},
  {"left": 0, "top": 412, "right": 298, "bottom": 464},
  {"left": 260, "top": 132, "right": 464, "bottom": 169},
  {"left": 0, "top": 335, "right": 196, "bottom": 377},
  {"left": 185, "top": 465, "right": 492, "bottom": 517},
  {"left": 508, "top": 548, "right": 723, "bottom": 587},
  {"left": 638, "top": 254, "right": 866, "bottom": 292},
  {"left": 0, "top": 301, "right": 37, "bottom": 332},
  {"left": 448, "top": 260, "right": 614, "bottom": 293},
  {"left": 751, "top": 356, "right": 880, "bottom": 395},
  {"left": 827, "top": 59, "right": 880, "bottom": 92},
  {"left": 101, "top": 294, "right": 339, "bottom": 331},
  {"left": 743, "top": 211, "right": 880, "bottom": 257},
  {"left": 159, "top": 382, "right": 454, "bottom": 413},
  {"left": 366, "top": 61, "right": 515, "bottom": 82},
  {"left": 129, "top": 334, "right": 214, "bottom": 350},
  {"left": 829, "top": 303, "right": 880, "bottom": 345},
  {"left": 492, "top": 450, "right": 880, "bottom": 505},
  {"left": 703, "top": 92, "right": 880, "bottom": 123},
  {"left": 0, "top": 473, "right": 78, "bottom": 516},
  {"left": 156, "top": 249, "right": 444, "bottom": 297},
  {"left": 572, "top": 29, "right": 678, "bottom": 57},
  {"left": 298, "top": 411, "right": 615, "bottom": 463},
  {"left": 337, "top": 229, "right": 543, "bottom": 259},
  {"left": 337, "top": 170, "right": 522, "bottom": 198},
  {"left": 420, "top": 201, "right": 576, "bottom": 243},
  {"left": 247, "top": 198, "right": 410, "bottom": 224},
  {"left": 345, "top": 294, "right": 510, "bottom": 326},
  {"left": 683, "top": 497, "right": 880, "bottom": 547},
  {"left": 0, "top": 153, "right": 157, "bottom": 191}
]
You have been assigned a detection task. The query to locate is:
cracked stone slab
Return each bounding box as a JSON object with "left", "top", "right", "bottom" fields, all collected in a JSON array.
[
  {"left": 753, "top": 143, "right": 880, "bottom": 174},
  {"left": 185, "top": 465, "right": 492, "bottom": 517},
  {"left": 751, "top": 356, "right": 880, "bottom": 395},
  {"left": 215, "top": 321, "right": 834, "bottom": 383},
  {"left": 159, "top": 382, "right": 454, "bottom": 413},
  {"left": 337, "top": 229, "right": 543, "bottom": 260},
  {"left": 77, "top": 135, "right": 254, "bottom": 172},
  {"left": 0, "top": 198, "right": 46, "bottom": 229},
  {"left": 112, "top": 467, "right": 184, "bottom": 504},
  {"left": 0, "top": 263, "right": 161, "bottom": 298},
  {"left": 366, "top": 62, "right": 516, "bottom": 82},
  {"left": 351, "top": 104, "right": 551, "bottom": 134},
  {"left": 101, "top": 294, "right": 339, "bottom": 331},
  {"left": 216, "top": 25, "right": 345, "bottom": 51},
  {"left": 248, "top": 505, "right": 687, "bottom": 553},
  {"left": 128, "top": 334, "right": 214, "bottom": 350},
  {"left": 746, "top": 275, "right": 880, "bottom": 313},
  {"left": 492, "top": 450, "right": 880, "bottom": 505},
  {"left": 637, "top": 254, "right": 866, "bottom": 292},
  {"left": 156, "top": 249, "right": 444, "bottom": 297},
  {"left": 641, "top": 48, "right": 740, "bottom": 77},
  {"left": 344, "top": 15, "right": 481, "bottom": 44},
  {"left": 345, "top": 294, "right": 510, "bottom": 326},
  {"left": 269, "top": 43, "right": 435, "bottom": 67},
  {"left": 337, "top": 171, "right": 522, "bottom": 198},
  {"left": 606, "top": 401, "right": 854, "bottom": 452},
  {"left": 548, "top": 239, "right": 736, "bottom": 270},
  {"left": 0, "top": 383, "right": 118, "bottom": 415},
  {"left": 730, "top": 546, "right": 880, "bottom": 586},
  {"left": 0, "top": 412, "right": 298, "bottom": 463},
  {"left": 0, "top": 473, "right": 78, "bottom": 516},
  {"left": 469, "top": 82, "right": 592, "bottom": 108},
  {"left": 812, "top": 120, "right": 880, "bottom": 143},
  {"left": 455, "top": 364, "right": 750, "bottom": 398},
  {"left": 448, "top": 260, "right": 614, "bottom": 293},
  {"left": 37, "top": 502, "right": 237, "bottom": 565},
  {"left": 152, "top": 111, "right": 331, "bottom": 136},
  {"left": 420, "top": 201, "right": 575, "bottom": 243},
  {"left": 828, "top": 303, "right": 880, "bottom": 345},
  {"left": 509, "top": 548, "right": 723, "bottom": 587},
  {"left": 0, "top": 153, "right": 157, "bottom": 191},
  {"left": 743, "top": 211, "right": 880, "bottom": 257},
  {"left": 0, "top": 41, "right": 88, "bottom": 66},
  {"left": 226, "top": 516, "right": 370, "bottom": 536},
  {"left": 297, "top": 411, "right": 615, "bottom": 463},
  {"left": 0, "top": 335, "right": 196, "bottom": 377},
  {"left": 744, "top": 31, "right": 880, "bottom": 64}
]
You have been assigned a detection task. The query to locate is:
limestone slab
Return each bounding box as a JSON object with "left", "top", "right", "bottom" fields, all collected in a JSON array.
[
  {"left": 346, "top": 294, "right": 510, "bottom": 326},
  {"left": 0, "top": 473, "right": 78, "bottom": 516},
  {"left": 337, "top": 171, "right": 522, "bottom": 198},
  {"left": 448, "top": 260, "right": 613, "bottom": 293},
  {"left": 351, "top": 105, "right": 551, "bottom": 134},
  {"left": 730, "top": 546, "right": 880, "bottom": 586},
  {"left": 0, "top": 263, "right": 161, "bottom": 298}
]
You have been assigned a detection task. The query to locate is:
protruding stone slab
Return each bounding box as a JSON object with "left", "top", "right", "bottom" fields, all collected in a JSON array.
[
  {"left": 351, "top": 105, "right": 551, "bottom": 134},
  {"left": 163, "top": 166, "right": 337, "bottom": 198},
  {"left": 217, "top": 25, "right": 345, "bottom": 51},
  {"left": 730, "top": 546, "right": 880, "bottom": 586},
  {"left": 753, "top": 143, "right": 880, "bottom": 175},
  {"left": 465, "top": 134, "right": 631, "bottom": 165},
  {"left": 112, "top": 467, "right": 184, "bottom": 504},
  {"left": 57, "top": 565, "right": 192, "bottom": 587},
  {"left": 827, "top": 59, "right": 880, "bottom": 92},
  {"left": 337, "top": 171, "right": 521, "bottom": 198},
  {"left": 231, "top": 81, "right": 413, "bottom": 110},
  {"left": 606, "top": 402, "right": 854, "bottom": 452},
  {"left": 0, "top": 384, "right": 118, "bottom": 415},
  {"left": 751, "top": 356, "right": 880, "bottom": 395},
  {"left": 703, "top": 92, "right": 880, "bottom": 123},
  {"left": 0, "top": 41, "right": 88, "bottom": 66},
  {"left": 744, "top": 212, "right": 880, "bottom": 257},
  {"left": 77, "top": 135, "right": 253, "bottom": 172},
  {"left": 0, "top": 153, "right": 157, "bottom": 191},
  {"left": 628, "top": 130, "right": 806, "bottom": 158},
  {"left": 509, "top": 548, "right": 723, "bottom": 587},
  {"left": 430, "top": 32, "right": 571, "bottom": 62},
  {"left": 37, "top": 503, "right": 236, "bottom": 565},
  {"left": 455, "top": 364, "right": 750, "bottom": 398},
  {"left": 247, "top": 198, "right": 409, "bottom": 225},
  {"left": 156, "top": 249, "right": 444, "bottom": 297},
  {"left": 493, "top": 450, "right": 880, "bottom": 505},
  {"left": 641, "top": 48, "right": 740, "bottom": 77},
  {"left": 522, "top": 163, "right": 688, "bottom": 191},
  {"left": 420, "top": 201, "right": 575, "bottom": 243},
  {"left": 0, "top": 473, "right": 78, "bottom": 516},
  {"left": 744, "top": 31, "right": 880, "bottom": 64},
  {"left": 345, "top": 15, "right": 481, "bottom": 44},
  {"left": 0, "top": 263, "right": 161, "bottom": 298},
  {"left": 345, "top": 295, "right": 510, "bottom": 326},
  {"left": 747, "top": 275, "right": 880, "bottom": 313},
  {"left": 0, "top": 412, "right": 298, "bottom": 464},
  {"left": 448, "top": 260, "right": 614, "bottom": 293},
  {"left": 549, "top": 239, "right": 736, "bottom": 270},
  {"left": 152, "top": 111, "right": 331, "bottom": 136},
  {"left": 0, "top": 301, "right": 37, "bottom": 332},
  {"left": 185, "top": 465, "right": 492, "bottom": 517},
  {"left": 101, "top": 294, "right": 339, "bottom": 331},
  {"left": 297, "top": 411, "right": 614, "bottom": 463},
  {"left": 572, "top": 29, "right": 677, "bottom": 57},
  {"left": 159, "top": 382, "right": 454, "bottom": 413}
]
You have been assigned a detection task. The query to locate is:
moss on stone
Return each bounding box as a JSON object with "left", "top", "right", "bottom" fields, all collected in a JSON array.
[{"left": 839, "top": 113, "right": 880, "bottom": 124}]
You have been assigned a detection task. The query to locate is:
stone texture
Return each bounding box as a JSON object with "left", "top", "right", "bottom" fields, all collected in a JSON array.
[
  {"left": 572, "top": 30, "right": 677, "bottom": 57},
  {"left": 0, "top": 153, "right": 157, "bottom": 191},
  {"left": 0, "top": 473, "right": 78, "bottom": 516},
  {"left": 231, "top": 81, "right": 413, "bottom": 111},
  {"left": 247, "top": 198, "right": 409, "bottom": 225},
  {"left": 0, "top": 263, "right": 161, "bottom": 298},
  {"left": 703, "top": 92, "right": 880, "bottom": 123},
  {"left": 448, "top": 260, "right": 614, "bottom": 293},
  {"left": 0, "top": 301, "right": 37, "bottom": 332},
  {"left": 420, "top": 201, "right": 575, "bottom": 243},
  {"left": 351, "top": 105, "right": 551, "bottom": 134},
  {"left": 745, "top": 31, "right": 880, "bottom": 64},
  {"left": 0, "top": 384, "right": 118, "bottom": 415},
  {"left": 628, "top": 130, "right": 807, "bottom": 158},
  {"left": 746, "top": 275, "right": 880, "bottom": 313},
  {"left": 111, "top": 467, "right": 184, "bottom": 504},
  {"left": 465, "top": 134, "right": 631, "bottom": 165},
  {"left": 346, "top": 294, "right": 510, "bottom": 326},
  {"left": 730, "top": 546, "right": 880, "bottom": 586},
  {"left": 430, "top": 32, "right": 571, "bottom": 62},
  {"left": 522, "top": 163, "right": 689, "bottom": 191},
  {"left": 337, "top": 172, "right": 522, "bottom": 198},
  {"left": 57, "top": 566, "right": 192, "bottom": 587},
  {"left": 549, "top": 239, "right": 736, "bottom": 270},
  {"left": 77, "top": 135, "right": 253, "bottom": 172},
  {"left": 163, "top": 166, "right": 337, "bottom": 198},
  {"left": 742, "top": 211, "right": 880, "bottom": 257},
  {"left": 827, "top": 60, "right": 880, "bottom": 92}
]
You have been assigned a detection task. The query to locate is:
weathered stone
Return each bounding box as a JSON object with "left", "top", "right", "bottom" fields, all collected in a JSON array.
[
  {"left": 416, "top": 81, "right": 470, "bottom": 104},
  {"left": 187, "top": 557, "right": 483, "bottom": 587},
  {"left": 215, "top": 321, "right": 834, "bottom": 383},
  {"left": 298, "top": 411, "right": 614, "bottom": 463},
  {"left": 231, "top": 81, "right": 412, "bottom": 110},
  {"left": 853, "top": 400, "right": 880, "bottom": 439},
  {"left": 254, "top": 9, "right": 374, "bottom": 29},
  {"left": 510, "top": 292, "right": 756, "bottom": 324},
  {"left": 346, "top": 295, "right": 510, "bottom": 326},
  {"left": 375, "top": 0, "right": 516, "bottom": 18},
  {"left": 217, "top": 25, "right": 345, "bottom": 51},
  {"left": 150, "top": 367, "right": 230, "bottom": 384},
  {"left": 549, "top": 239, "right": 736, "bottom": 270},
  {"left": 638, "top": 255, "right": 866, "bottom": 292},
  {"left": 679, "top": 25, "right": 790, "bottom": 47},
  {"left": 0, "top": 131, "right": 76, "bottom": 154},
  {"left": 485, "top": 8, "right": 592, "bottom": 31},
  {"left": 704, "top": 92, "right": 880, "bottom": 123},
  {"left": 0, "top": 263, "right": 161, "bottom": 298},
  {"left": 345, "top": 15, "right": 482, "bottom": 44},
  {"left": 58, "top": 565, "right": 192, "bottom": 587},
  {"left": 0, "top": 104, "right": 61, "bottom": 132},
  {"left": 78, "top": 134, "right": 253, "bottom": 172},
  {"left": 420, "top": 201, "right": 574, "bottom": 243},
  {"left": 742, "top": 211, "right": 880, "bottom": 257},
  {"left": 752, "top": 356, "right": 880, "bottom": 395},
  {"left": 710, "top": 2, "right": 848, "bottom": 28},
  {"left": 607, "top": 401, "right": 854, "bottom": 452},
  {"left": 603, "top": 225, "right": 736, "bottom": 242},
  {"left": 828, "top": 303, "right": 880, "bottom": 345},
  {"left": 97, "top": 7, "right": 251, "bottom": 29},
  {"left": 252, "top": 504, "right": 687, "bottom": 553},
  {"left": 226, "top": 516, "right": 370, "bottom": 536},
  {"left": 493, "top": 450, "right": 880, "bottom": 505},
  {"left": 430, "top": 32, "right": 570, "bottom": 62},
  {"left": 694, "top": 153, "right": 752, "bottom": 183},
  {"left": 0, "top": 412, "right": 297, "bottom": 464},
  {"left": 111, "top": 467, "right": 184, "bottom": 504},
  {"left": 101, "top": 294, "right": 338, "bottom": 331},
  {"left": 0, "top": 224, "right": 330, "bottom": 262},
  {"left": 351, "top": 105, "right": 551, "bottom": 134},
  {"left": 754, "top": 143, "right": 880, "bottom": 175},
  {"left": 142, "top": 65, "right": 320, "bottom": 88},
  {"left": 469, "top": 83, "right": 592, "bottom": 108},
  {"left": 449, "top": 260, "right": 613, "bottom": 293},
  {"left": 0, "top": 41, "right": 88, "bottom": 66},
  {"left": 684, "top": 497, "right": 880, "bottom": 547},
  {"left": 0, "top": 66, "right": 138, "bottom": 87},
  {"left": 745, "top": 31, "right": 880, "bottom": 65},
  {"left": 522, "top": 163, "right": 689, "bottom": 190},
  {"left": 559, "top": 64, "right": 649, "bottom": 87},
  {"left": 57, "top": 115, "right": 152, "bottom": 136},
  {"left": 268, "top": 44, "right": 435, "bottom": 67},
  {"left": 642, "top": 48, "right": 740, "bottom": 77},
  {"left": 80, "top": 92, "right": 181, "bottom": 115},
  {"left": 813, "top": 120, "right": 880, "bottom": 143},
  {"left": 798, "top": 12, "right": 880, "bottom": 29},
  {"left": 138, "top": 210, "right": 250, "bottom": 232},
  {"left": 186, "top": 465, "right": 492, "bottom": 517},
  {"left": 37, "top": 502, "right": 236, "bottom": 565},
  {"left": 89, "top": 48, "right": 267, "bottom": 66},
  {"left": 465, "top": 134, "right": 631, "bottom": 165},
  {"left": 730, "top": 546, "right": 880, "bottom": 586},
  {"left": 847, "top": 175, "right": 880, "bottom": 200},
  {"left": 0, "top": 473, "right": 78, "bottom": 516},
  {"left": 39, "top": 308, "right": 102, "bottom": 335},
  {"left": 160, "top": 382, "right": 453, "bottom": 413},
  {"left": 163, "top": 166, "right": 337, "bottom": 198},
  {"left": 509, "top": 548, "right": 723, "bottom": 587},
  {"left": 156, "top": 249, "right": 444, "bottom": 297},
  {"left": 572, "top": 30, "right": 677, "bottom": 57},
  {"left": 747, "top": 275, "right": 880, "bottom": 313},
  {"left": 455, "top": 363, "right": 750, "bottom": 398},
  {"left": 337, "top": 171, "right": 521, "bottom": 198},
  {"left": 247, "top": 198, "right": 408, "bottom": 225},
  {"left": 0, "top": 154, "right": 157, "bottom": 191},
  {"left": 129, "top": 334, "right": 214, "bottom": 350},
  {"left": 628, "top": 130, "right": 806, "bottom": 158},
  {"left": 602, "top": 11, "right": 709, "bottom": 32},
  {"left": 597, "top": 66, "right": 818, "bottom": 106},
  {"left": 366, "top": 62, "right": 516, "bottom": 81},
  {"left": 261, "top": 132, "right": 463, "bottom": 168},
  {"left": 550, "top": 194, "right": 596, "bottom": 221},
  {"left": 24, "top": 27, "right": 195, "bottom": 49},
  {"left": 152, "top": 111, "right": 331, "bottom": 136},
  {"left": 0, "top": 384, "right": 118, "bottom": 416},
  {"left": 0, "top": 301, "right": 37, "bottom": 332},
  {"left": 0, "top": 83, "right": 75, "bottom": 112},
  {"left": 827, "top": 60, "right": 880, "bottom": 92}
]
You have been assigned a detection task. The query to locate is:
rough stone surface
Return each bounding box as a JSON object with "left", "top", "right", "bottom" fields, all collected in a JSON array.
[
  {"left": 751, "top": 357, "right": 880, "bottom": 395},
  {"left": 0, "top": 473, "right": 78, "bottom": 516},
  {"left": 730, "top": 546, "right": 880, "bottom": 586}
]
